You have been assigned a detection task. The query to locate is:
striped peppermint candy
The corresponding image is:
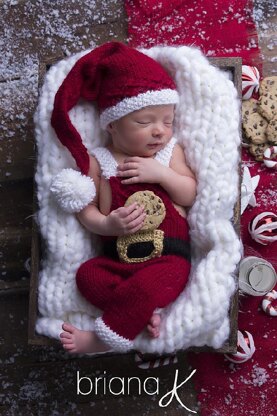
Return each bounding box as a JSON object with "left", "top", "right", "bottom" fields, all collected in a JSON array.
[
  {"left": 262, "top": 290, "right": 277, "bottom": 316},
  {"left": 263, "top": 146, "right": 277, "bottom": 169},
  {"left": 248, "top": 212, "right": 277, "bottom": 245},
  {"left": 225, "top": 330, "right": 256, "bottom": 363},
  {"left": 135, "top": 352, "right": 178, "bottom": 369},
  {"left": 242, "top": 65, "right": 260, "bottom": 100}
]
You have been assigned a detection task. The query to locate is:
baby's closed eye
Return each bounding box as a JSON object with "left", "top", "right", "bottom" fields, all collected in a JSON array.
[{"left": 136, "top": 120, "right": 151, "bottom": 125}]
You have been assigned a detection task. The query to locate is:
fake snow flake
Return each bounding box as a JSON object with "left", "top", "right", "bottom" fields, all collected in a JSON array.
[{"left": 251, "top": 365, "right": 270, "bottom": 387}]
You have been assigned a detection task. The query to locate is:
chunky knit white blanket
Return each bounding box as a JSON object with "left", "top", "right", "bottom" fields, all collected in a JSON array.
[{"left": 34, "top": 45, "right": 241, "bottom": 354}]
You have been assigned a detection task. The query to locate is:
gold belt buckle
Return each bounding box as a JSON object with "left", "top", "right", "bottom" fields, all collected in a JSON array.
[{"left": 117, "top": 230, "right": 164, "bottom": 263}]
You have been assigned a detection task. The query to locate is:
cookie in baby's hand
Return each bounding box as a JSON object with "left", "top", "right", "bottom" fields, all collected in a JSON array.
[
  {"left": 242, "top": 99, "right": 268, "bottom": 144},
  {"left": 125, "top": 190, "right": 166, "bottom": 231},
  {"left": 258, "top": 76, "right": 277, "bottom": 122}
]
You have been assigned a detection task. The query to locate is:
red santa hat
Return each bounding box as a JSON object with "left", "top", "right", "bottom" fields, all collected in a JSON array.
[{"left": 51, "top": 41, "right": 179, "bottom": 176}]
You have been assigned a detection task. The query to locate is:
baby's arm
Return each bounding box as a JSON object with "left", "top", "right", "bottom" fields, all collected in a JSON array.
[
  {"left": 117, "top": 144, "right": 196, "bottom": 207},
  {"left": 76, "top": 156, "right": 146, "bottom": 236},
  {"left": 161, "top": 143, "right": 196, "bottom": 206}
]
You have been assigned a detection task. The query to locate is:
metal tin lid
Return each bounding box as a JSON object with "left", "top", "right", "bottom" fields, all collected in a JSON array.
[{"left": 239, "top": 256, "right": 277, "bottom": 296}]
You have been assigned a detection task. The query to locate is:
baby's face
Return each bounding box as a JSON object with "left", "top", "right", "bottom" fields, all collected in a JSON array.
[{"left": 107, "top": 104, "right": 175, "bottom": 157}]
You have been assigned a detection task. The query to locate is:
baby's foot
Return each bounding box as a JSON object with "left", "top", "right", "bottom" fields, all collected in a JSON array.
[
  {"left": 147, "top": 313, "right": 161, "bottom": 338},
  {"left": 60, "top": 322, "right": 111, "bottom": 354}
]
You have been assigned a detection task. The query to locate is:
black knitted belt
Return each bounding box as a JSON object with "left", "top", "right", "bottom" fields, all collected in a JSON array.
[{"left": 103, "top": 237, "right": 191, "bottom": 263}]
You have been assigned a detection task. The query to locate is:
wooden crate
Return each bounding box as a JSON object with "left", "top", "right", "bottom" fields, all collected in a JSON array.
[{"left": 28, "top": 56, "right": 242, "bottom": 355}]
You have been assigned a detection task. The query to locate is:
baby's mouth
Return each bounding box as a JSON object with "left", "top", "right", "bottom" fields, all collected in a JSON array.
[{"left": 147, "top": 143, "right": 162, "bottom": 148}]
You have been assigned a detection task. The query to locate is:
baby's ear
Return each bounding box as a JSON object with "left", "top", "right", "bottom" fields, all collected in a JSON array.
[{"left": 106, "top": 122, "right": 114, "bottom": 133}]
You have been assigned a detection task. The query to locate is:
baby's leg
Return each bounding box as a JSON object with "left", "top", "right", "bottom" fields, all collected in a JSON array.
[
  {"left": 100, "top": 255, "right": 191, "bottom": 342},
  {"left": 60, "top": 323, "right": 111, "bottom": 354},
  {"left": 76, "top": 256, "right": 124, "bottom": 310}
]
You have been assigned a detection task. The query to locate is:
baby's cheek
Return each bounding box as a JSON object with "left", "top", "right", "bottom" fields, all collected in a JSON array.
[{"left": 132, "top": 133, "right": 148, "bottom": 144}]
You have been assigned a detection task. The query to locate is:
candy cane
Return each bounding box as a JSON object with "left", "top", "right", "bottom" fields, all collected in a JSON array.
[
  {"left": 262, "top": 290, "right": 277, "bottom": 317},
  {"left": 135, "top": 352, "right": 178, "bottom": 369},
  {"left": 263, "top": 146, "right": 277, "bottom": 169}
]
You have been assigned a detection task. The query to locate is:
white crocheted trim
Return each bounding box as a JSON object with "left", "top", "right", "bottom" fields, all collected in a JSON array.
[
  {"left": 100, "top": 89, "right": 179, "bottom": 129},
  {"left": 34, "top": 45, "right": 241, "bottom": 354},
  {"left": 91, "top": 147, "right": 118, "bottom": 179},
  {"left": 155, "top": 137, "right": 177, "bottom": 167},
  {"left": 94, "top": 317, "right": 134, "bottom": 352},
  {"left": 92, "top": 137, "right": 177, "bottom": 179}
]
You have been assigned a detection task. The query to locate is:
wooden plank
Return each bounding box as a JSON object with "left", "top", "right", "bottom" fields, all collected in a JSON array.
[
  {"left": 0, "top": 1, "right": 128, "bottom": 81},
  {"left": 0, "top": 178, "right": 33, "bottom": 283},
  {"left": 255, "top": 0, "right": 277, "bottom": 77},
  {"left": 0, "top": 78, "right": 37, "bottom": 183}
]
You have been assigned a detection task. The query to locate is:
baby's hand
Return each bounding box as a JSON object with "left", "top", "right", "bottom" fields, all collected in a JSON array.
[
  {"left": 104, "top": 202, "right": 146, "bottom": 236},
  {"left": 117, "top": 157, "right": 166, "bottom": 185}
]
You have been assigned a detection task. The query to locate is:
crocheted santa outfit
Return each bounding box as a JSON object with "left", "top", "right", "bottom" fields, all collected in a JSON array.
[{"left": 76, "top": 138, "right": 191, "bottom": 351}]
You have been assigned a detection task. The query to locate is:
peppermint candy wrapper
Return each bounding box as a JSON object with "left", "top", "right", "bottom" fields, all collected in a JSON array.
[
  {"left": 135, "top": 352, "right": 178, "bottom": 369},
  {"left": 249, "top": 212, "right": 277, "bottom": 245},
  {"left": 225, "top": 330, "right": 256, "bottom": 363},
  {"left": 242, "top": 65, "right": 260, "bottom": 100},
  {"left": 263, "top": 146, "right": 277, "bottom": 169},
  {"left": 262, "top": 290, "right": 277, "bottom": 317}
]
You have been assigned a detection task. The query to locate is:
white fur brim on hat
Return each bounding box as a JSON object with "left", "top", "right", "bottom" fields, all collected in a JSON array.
[{"left": 100, "top": 89, "right": 179, "bottom": 129}]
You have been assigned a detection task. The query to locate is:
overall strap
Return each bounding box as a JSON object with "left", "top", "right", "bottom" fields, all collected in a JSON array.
[
  {"left": 91, "top": 137, "right": 177, "bottom": 179},
  {"left": 91, "top": 147, "right": 118, "bottom": 179},
  {"left": 155, "top": 137, "right": 177, "bottom": 167}
]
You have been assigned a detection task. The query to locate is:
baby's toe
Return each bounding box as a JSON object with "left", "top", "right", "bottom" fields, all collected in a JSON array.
[
  {"left": 62, "top": 322, "right": 75, "bottom": 333},
  {"left": 63, "top": 343, "right": 75, "bottom": 351},
  {"left": 60, "top": 331, "right": 71, "bottom": 339},
  {"left": 152, "top": 328, "right": 160, "bottom": 338},
  {"left": 61, "top": 337, "right": 73, "bottom": 345},
  {"left": 151, "top": 314, "right": 161, "bottom": 327}
]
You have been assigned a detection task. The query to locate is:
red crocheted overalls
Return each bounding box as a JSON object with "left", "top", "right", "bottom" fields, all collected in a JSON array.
[{"left": 76, "top": 140, "right": 191, "bottom": 347}]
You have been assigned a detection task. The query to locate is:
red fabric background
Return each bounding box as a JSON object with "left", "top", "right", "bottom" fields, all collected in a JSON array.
[
  {"left": 125, "top": 1, "right": 276, "bottom": 414},
  {"left": 125, "top": 0, "right": 262, "bottom": 70}
]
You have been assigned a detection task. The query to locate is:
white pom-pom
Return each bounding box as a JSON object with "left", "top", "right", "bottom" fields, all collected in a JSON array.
[{"left": 50, "top": 168, "right": 96, "bottom": 213}]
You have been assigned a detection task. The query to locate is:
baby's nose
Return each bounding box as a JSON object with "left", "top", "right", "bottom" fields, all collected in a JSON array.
[{"left": 152, "top": 123, "right": 165, "bottom": 136}]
